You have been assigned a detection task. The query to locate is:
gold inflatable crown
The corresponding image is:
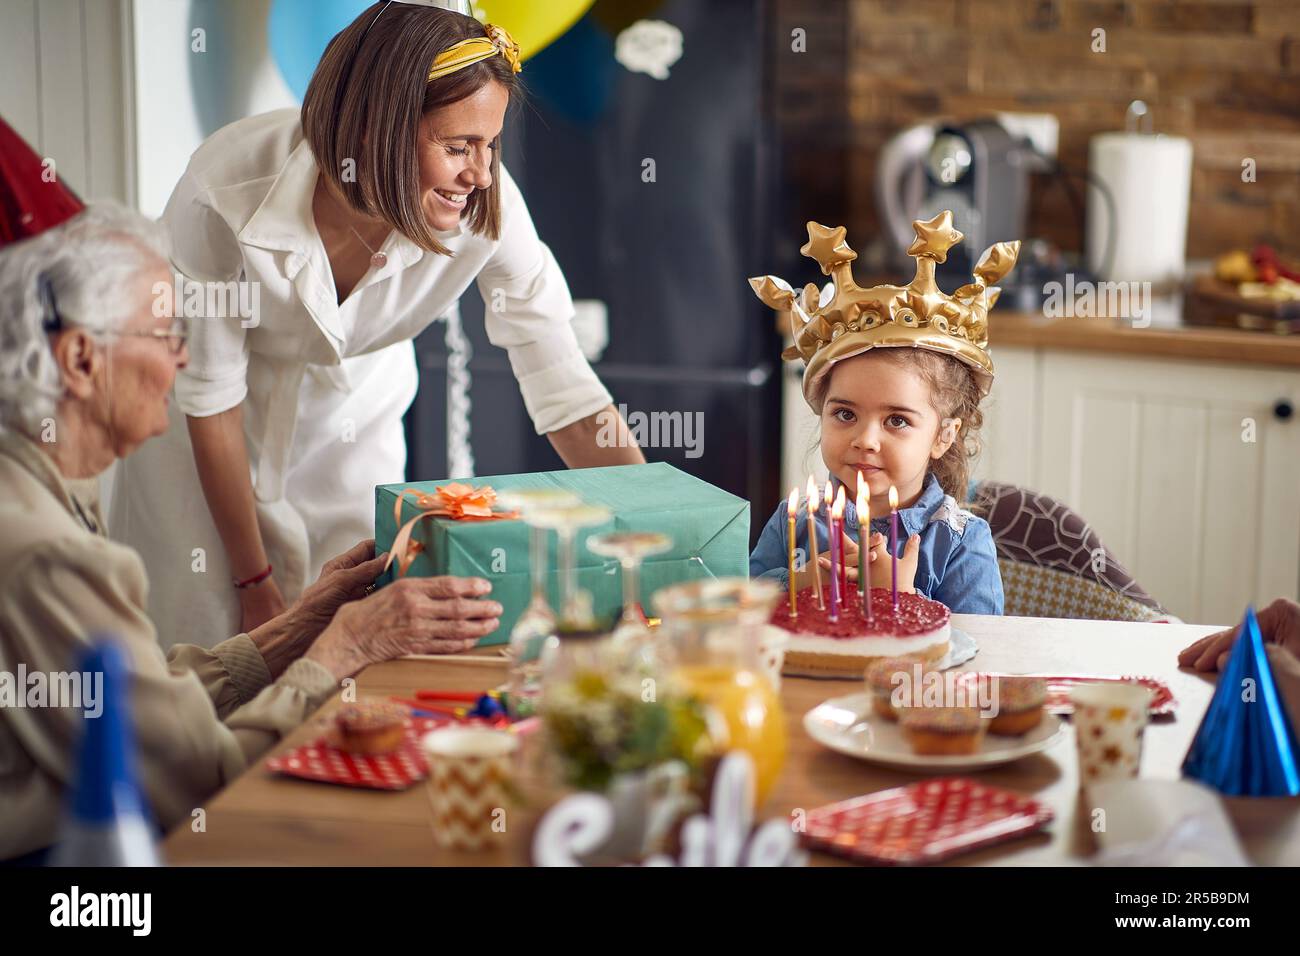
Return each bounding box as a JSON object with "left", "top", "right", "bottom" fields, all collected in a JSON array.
[{"left": 750, "top": 211, "right": 1020, "bottom": 407}]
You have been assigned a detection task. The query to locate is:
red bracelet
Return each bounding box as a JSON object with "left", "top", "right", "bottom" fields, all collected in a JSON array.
[{"left": 233, "top": 564, "right": 273, "bottom": 589}]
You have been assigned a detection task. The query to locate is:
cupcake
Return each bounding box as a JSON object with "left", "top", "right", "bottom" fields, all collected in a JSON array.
[
  {"left": 335, "top": 702, "right": 408, "bottom": 755},
  {"left": 898, "top": 705, "right": 987, "bottom": 755},
  {"left": 985, "top": 676, "right": 1047, "bottom": 736},
  {"left": 864, "top": 657, "right": 930, "bottom": 722}
]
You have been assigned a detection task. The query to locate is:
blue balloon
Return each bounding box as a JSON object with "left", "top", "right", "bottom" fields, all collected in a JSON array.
[
  {"left": 268, "top": 0, "right": 371, "bottom": 101},
  {"left": 521, "top": 14, "right": 616, "bottom": 125}
]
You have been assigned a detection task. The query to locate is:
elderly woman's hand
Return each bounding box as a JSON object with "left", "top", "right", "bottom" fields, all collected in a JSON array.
[
  {"left": 304, "top": 574, "right": 503, "bottom": 679},
  {"left": 1178, "top": 597, "right": 1300, "bottom": 672},
  {"left": 291, "top": 539, "right": 389, "bottom": 639}
]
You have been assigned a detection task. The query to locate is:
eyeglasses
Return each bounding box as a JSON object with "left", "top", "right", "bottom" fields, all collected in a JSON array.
[
  {"left": 106, "top": 318, "right": 190, "bottom": 355},
  {"left": 40, "top": 275, "right": 189, "bottom": 355}
]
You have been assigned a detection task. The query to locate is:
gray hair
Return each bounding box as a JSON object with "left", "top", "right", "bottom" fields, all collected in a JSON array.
[{"left": 0, "top": 202, "right": 170, "bottom": 434}]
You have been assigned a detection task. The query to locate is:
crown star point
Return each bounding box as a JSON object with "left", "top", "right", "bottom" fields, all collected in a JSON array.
[
  {"left": 752, "top": 212, "right": 1016, "bottom": 397},
  {"left": 749, "top": 274, "right": 795, "bottom": 311},
  {"left": 907, "top": 211, "right": 964, "bottom": 264},
  {"left": 801, "top": 221, "right": 858, "bottom": 276}
]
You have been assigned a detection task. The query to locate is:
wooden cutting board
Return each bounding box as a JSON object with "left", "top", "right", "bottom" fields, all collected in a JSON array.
[{"left": 1185, "top": 275, "right": 1300, "bottom": 333}]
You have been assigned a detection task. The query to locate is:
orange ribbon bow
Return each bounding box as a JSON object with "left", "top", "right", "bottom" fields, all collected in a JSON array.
[{"left": 382, "top": 484, "right": 519, "bottom": 578}]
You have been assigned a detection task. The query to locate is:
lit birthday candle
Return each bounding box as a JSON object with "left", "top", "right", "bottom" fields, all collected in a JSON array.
[
  {"left": 786, "top": 487, "right": 799, "bottom": 617},
  {"left": 857, "top": 471, "right": 871, "bottom": 623},
  {"left": 889, "top": 485, "right": 899, "bottom": 611},
  {"left": 830, "top": 488, "right": 846, "bottom": 622},
  {"left": 856, "top": 471, "right": 868, "bottom": 596},
  {"left": 806, "top": 475, "right": 824, "bottom": 610},
  {"left": 824, "top": 480, "right": 837, "bottom": 620},
  {"left": 837, "top": 489, "right": 847, "bottom": 600},
  {"left": 837, "top": 488, "right": 849, "bottom": 601}
]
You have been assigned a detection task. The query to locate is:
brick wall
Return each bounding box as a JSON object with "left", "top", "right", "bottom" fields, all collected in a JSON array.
[{"left": 771, "top": 0, "right": 1300, "bottom": 261}]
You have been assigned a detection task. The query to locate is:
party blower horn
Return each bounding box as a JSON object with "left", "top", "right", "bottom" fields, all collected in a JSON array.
[
  {"left": 1181, "top": 607, "right": 1300, "bottom": 797},
  {"left": 50, "top": 640, "right": 159, "bottom": 866}
]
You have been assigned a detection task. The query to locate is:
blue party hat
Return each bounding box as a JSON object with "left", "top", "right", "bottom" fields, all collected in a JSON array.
[
  {"left": 51, "top": 639, "right": 159, "bottom": 866},
  {"left": 1182, "top": 607, "right": 1300, "bottom": 796}
]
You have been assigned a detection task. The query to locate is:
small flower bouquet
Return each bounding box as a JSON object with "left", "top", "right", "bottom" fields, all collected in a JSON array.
[{"left": 540, "top": 669, "right": 713, "bottom": 793}]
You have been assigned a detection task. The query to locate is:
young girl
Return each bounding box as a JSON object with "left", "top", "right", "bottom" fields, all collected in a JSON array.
[
  {"left": 750, "top": 346, "right": 1003, "bottom": 614},
  {"left": 753, "top": 214, "right": 1014, "bottom": 613}
]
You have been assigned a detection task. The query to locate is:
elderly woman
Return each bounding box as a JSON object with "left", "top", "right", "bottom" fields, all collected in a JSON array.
[{"left": 0, "top": 204, "right": 502, "bottom": 862}]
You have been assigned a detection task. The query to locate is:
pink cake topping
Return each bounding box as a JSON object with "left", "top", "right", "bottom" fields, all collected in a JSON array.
[
  {"left": 897, "top": 705, "right": 983, "bottom": 734},
  {"left": 770, "top": 586, "right": 950, "bottom": 639}
]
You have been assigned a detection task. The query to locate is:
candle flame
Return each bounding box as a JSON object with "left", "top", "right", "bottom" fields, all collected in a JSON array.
[
  {"left": 832, "top": 485, "right": 846, "bottom": 519},
  {"left": 787, "top": 486, "right": 799, "bottom": 516},
  {"left": 888, "top": 485, "right": 899, "bottom": 511},
  {"left": 806, "top": 475, "right": 819, "bottom": 511},
  {"left": 823, "top": 479, "right": 833, "bottom": 505},
  {"left": 856, "top": 470, "right": 868, "bottom": 513}
]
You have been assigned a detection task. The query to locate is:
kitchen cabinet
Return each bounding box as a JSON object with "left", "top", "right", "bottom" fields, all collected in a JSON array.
[{"left": 978, "top": 346, "right": 1300, "bottom": 625}]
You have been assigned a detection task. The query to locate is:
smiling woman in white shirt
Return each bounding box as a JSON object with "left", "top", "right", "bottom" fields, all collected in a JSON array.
[{"left": 110, "top": 3, "right": 642, "bottom": 648}]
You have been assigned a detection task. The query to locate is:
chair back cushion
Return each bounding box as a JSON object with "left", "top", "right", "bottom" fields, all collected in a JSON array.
[
  {"left": 970, "top": 481, "right": 1165, "bottom": 619},
  {"left": 999, "top": 559, "right": 1164, "bottom": 621}
]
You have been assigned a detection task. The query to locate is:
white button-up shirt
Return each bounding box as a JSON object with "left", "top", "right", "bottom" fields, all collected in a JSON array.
[{"left": 167, "top": 109, "right": 610, "bottom": 464}]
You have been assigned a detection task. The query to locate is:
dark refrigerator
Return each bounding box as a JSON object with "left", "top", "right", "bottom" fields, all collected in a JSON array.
[{"left": 408, "top": 0, "right": 783, "bottom": 544}]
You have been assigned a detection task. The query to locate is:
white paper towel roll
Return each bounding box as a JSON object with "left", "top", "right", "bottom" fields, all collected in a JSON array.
[{"left": 1087, "top": 132, "right": 1193, "bottom": 285}]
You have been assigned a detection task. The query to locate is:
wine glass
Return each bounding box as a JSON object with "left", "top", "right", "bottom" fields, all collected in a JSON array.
[
  {"left": 526, "top": 503, "right": 613, "bottom": 632},
  {"left": 586, "top": 530, "right": 673, "bottom": 668},
  {"left": 497, "top": 488, "right": 580, "bottom": 718}
]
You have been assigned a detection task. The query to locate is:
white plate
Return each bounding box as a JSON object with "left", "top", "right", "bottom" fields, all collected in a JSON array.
[
  {"left": 803, "top": 691, "right": 1067, "bottom": 771},
  {"left": 939, "top": 627, "right": 977, "bottom": 670}
]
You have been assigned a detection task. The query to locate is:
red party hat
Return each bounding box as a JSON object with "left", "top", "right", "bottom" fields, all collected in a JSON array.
[{"left": 0, "top": 114, "right": 84, "bottom": 249}]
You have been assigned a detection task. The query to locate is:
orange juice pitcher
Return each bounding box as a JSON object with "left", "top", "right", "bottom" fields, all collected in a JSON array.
[{"left": 652, "top": 578, "right": 786, "bottom": 806}]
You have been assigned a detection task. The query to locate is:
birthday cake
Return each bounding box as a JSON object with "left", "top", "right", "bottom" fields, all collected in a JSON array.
[{"left": 770, "top": 586, "right": 951, "bottom": 678}]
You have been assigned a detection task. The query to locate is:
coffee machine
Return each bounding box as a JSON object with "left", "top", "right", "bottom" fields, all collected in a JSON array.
[{"left": 876, "top": 118, "right": 1057, "bottom": 301}]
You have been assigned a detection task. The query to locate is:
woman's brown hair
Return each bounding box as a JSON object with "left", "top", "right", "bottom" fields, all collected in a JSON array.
[
  {"left": 810, "top": 349, "right": 985, "bottom": 503},
  {"left": 301, "top": 3, "right": 521, "bottom": 256}
]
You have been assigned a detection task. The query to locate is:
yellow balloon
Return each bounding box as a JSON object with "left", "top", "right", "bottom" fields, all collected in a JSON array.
[{"left": 474, "top": 0, "right": 596, "bottom": 62}]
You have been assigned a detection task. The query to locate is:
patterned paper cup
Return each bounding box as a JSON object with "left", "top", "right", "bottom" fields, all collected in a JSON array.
[
  {"left": 1070, "top": 682, "right": 1154, "bottom": 787},
  {"left": 421, "top": 727, "right": 518, "bottom": 851}
]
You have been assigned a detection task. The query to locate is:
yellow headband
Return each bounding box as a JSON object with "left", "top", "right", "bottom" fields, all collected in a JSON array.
[{"left": 428, "top": 23, "right": 522, "bottom": 81}]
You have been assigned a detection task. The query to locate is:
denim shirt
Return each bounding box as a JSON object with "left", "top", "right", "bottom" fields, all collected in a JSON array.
[{"left": 749, "top": 473, "right": 1004, "bottom": 615}]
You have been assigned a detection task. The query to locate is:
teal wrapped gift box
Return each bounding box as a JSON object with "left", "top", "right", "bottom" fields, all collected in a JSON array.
[{"left": 374, "top": 462, "right": 750, "bottom": 646}]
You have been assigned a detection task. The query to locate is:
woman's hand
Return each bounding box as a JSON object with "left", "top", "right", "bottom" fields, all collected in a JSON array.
[
  {"left": 239, "top": 576, "right": 288, "bottom": 633},
  {"left": 306, "top": 575, "right": 504, "bottom": 679},
  {"left": 291, "top": 539, "right": 389, "bottom": 640},
  {"left": 1178, "top": 597, "right": 1300, "bottom": 672}
]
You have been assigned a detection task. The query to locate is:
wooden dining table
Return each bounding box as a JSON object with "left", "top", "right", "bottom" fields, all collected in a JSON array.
[{"left": 162, "top": 614, "right": 1300, "bottom": 866}]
